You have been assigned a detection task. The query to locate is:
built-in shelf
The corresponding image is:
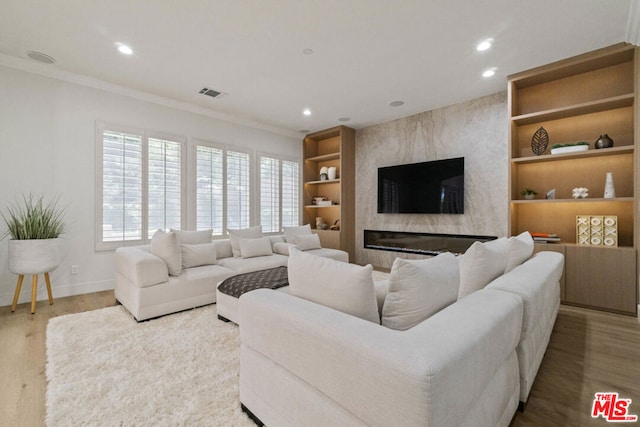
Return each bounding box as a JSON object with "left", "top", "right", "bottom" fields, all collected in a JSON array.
[
  {"left": 304, "top": 152, "right": 340, "bottom": 162},
  {"left": 304, "top": 179, "right": 340, "bottom": 185},
  {"left": 512, "top": 197, "right": 634, "bottom": 204},
  {"left": 304, "top": 204, "right": 340, "bottom": 209},
  {"left": 511, "top": 145, "right": 633, "bottom": 164},
  {"left": 511, "top": 94, "right": 634, "bottom": 125}
]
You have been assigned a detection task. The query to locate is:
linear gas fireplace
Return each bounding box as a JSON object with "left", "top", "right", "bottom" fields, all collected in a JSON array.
[{"left": 364, "top": 230, "right": 496, "bottom": 256}]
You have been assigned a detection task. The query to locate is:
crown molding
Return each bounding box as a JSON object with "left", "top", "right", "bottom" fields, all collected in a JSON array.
[
  {"left": 626, "top": 0, "right": 640, "bottom": 46},
  {"left": 0, "top": 53, "right": 300, "bottom": 139}
]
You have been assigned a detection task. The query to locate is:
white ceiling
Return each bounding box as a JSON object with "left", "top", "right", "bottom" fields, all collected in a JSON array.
[{"left": 0, "top": 0, "right": 637, "bottom": 138}]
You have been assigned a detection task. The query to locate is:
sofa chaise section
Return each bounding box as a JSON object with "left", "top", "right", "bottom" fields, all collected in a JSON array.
[{"left": 239, "top": 287, "right": 523, "bottom": 427}]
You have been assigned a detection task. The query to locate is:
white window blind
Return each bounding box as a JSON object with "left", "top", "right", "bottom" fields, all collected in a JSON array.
[
  {"left": 147, "top": 137, "right": 182, "bottom": 238},
  {"left": 196, "top": 145, "right": 224, "bottom": 235},
  {"left": 260, "top": 157, "right": 280, "bottom": 233},
  {"left": 101, "top": 130, "right": 143, "bottom": 244},
  {"left": 226, "top": 150, "right": 251, "bottom": 230},
  {"left": 282, "top": 160, "right": 300, "bottom": 228}
]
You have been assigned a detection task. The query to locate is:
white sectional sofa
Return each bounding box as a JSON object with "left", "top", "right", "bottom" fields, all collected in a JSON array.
[
  {"left": 238, "top": 234, "right": 564, "bottom": 426},
  {"left": 114, "top": 230, "right": 348, "bottom": 321}
]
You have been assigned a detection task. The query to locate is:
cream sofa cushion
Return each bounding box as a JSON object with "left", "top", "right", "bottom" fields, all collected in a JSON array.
[
  {"left": 288, "top": 248, "right": 379, "bottom": 324},
  {"left": 382, "top": 252, "right": 459, "bottom": 330},
  {"left": 283, "top": 224, "right": 311, "bottom": 243},
  {"left": 171, "top": 229, "right": 212, "bottom": 245},
  {"left": 291, "top": 233, "right": 322, "bottom": 251},
  {"left": 240, "top": 237, "right": 274, "bottom": 259},
  {"left": 505, "top": 231, "right": 534, "bottom": 273},
  {"left": 458, "top": 237, "right": 509, "bottom": 298},
  {"left": 180, "top": 243, "right": 217, "bottom": 268},
  {"left": 150, "top": 230, "right": 182, "bottom": 276},
  {"left": 228, "top": 226, "right": 263, "bottom": 257}
]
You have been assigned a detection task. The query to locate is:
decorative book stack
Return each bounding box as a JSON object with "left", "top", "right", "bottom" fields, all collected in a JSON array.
[{"left": 530, "top": 232, "right": 561, "bottom": 243}]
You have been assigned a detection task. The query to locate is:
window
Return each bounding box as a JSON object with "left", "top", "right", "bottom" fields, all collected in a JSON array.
[
  {"left": 195, "top": 143, "right": 251, "bottom": 235},
  {"left": 259, "top": 154, "right": 300, "bottom": 233},
  {"left": 97, "top": 124, "right": 185, "bottom": 249}
]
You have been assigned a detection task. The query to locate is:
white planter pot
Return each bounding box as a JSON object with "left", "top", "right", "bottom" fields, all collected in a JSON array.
[{"left": 8, "top": 238, "right": 64, "bottom": 275}]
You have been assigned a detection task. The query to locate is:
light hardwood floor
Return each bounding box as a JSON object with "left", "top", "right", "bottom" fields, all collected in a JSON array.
[{"left": 1, "top": 293, "right": 638, "bottom": 426}]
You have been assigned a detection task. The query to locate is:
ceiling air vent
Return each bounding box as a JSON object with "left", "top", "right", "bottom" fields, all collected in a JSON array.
[{"left": 199, "top": 87, "right": 225, "bottom": 98}]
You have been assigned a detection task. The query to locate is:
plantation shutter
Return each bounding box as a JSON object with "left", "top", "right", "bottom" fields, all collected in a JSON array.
[
  {"left": 281, "top": 160, "right": 300, "bottom": 228},
  {"left": 196, "top": 145, "right": 224, "bottom": 235},
  {"left": 147, "top": 137, "right": 182, "bottom": 238},
  {"left": 260, "top": 157, "right": 280, "bottom": 233},
  {"left": 226, "top": 150, "right": 250, "bottom": 230},
  {"left": 101, "top": 130, "right": 143, "bottom": 243}
]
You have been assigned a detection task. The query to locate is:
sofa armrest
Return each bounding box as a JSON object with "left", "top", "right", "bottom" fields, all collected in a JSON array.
[
  {"left": 115, "top": 247, "right": 168, "bottom": 288},
  {"left": 239, "top": 288, "right": 522, "bottom": 427}
]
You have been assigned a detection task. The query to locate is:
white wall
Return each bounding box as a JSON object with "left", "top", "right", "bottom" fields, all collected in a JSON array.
[
  {"left": 0, "top": 65, "right": 300, "bottom": 306},
  {"left": 355, "top": 92, "right": 508, "bottom": 268}
]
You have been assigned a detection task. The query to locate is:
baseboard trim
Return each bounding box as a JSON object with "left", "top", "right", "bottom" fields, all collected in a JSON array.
[{"left": 0, "top": 278, "right": 114, "bottom": 308}]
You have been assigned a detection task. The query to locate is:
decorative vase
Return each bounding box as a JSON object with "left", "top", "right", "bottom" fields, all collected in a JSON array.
[
  {"left": 8, "top": 238, "right": 64, "bottom": 275},
  {"left": 315, "top": 217, "right": 324, "bottom": 229},
  {"left": 594, "top": 134, "right": 614, "bottom": 149},
  {"left": 328, "top": 167, "right": 337, "bottom": 180},
  {"left": 319, "top": 166, "right": 328, "bottom": 181},
  {"left": 524, "top": 194, "right": 535, "bottom": 200},
  {"left": 604, "top": 172, "right": 615, "bottom": 199}
]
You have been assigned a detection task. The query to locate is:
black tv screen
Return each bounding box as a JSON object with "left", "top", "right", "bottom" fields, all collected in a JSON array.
[{"left": 377, "top": 157, "right": 464, "bottom": 214}]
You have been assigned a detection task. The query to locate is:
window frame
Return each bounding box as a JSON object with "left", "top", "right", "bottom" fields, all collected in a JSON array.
[{"left": 257, "top": 151, "right": 301, "bottom": 234}]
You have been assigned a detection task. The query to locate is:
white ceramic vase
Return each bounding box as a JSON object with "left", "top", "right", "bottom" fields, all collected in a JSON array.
[
  {"left": 604, "top": 172, "right": 615, "bottom": 199},
  {"left": 8, "top": 238, "right": 64, "bottom": 275},
  {"left": 328, "top": 167, "right": 337, "bottom": 180}
]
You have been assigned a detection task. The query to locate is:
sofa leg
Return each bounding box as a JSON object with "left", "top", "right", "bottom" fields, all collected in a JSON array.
[
  {"left": 241, "top": 403, "right": 264, "bottom": 426},
  {"left": 518, "top": 401, "right": 526, "bottom": 412},
  {"left": 218, "top": 315, "right": 231, "bottom": 323}
]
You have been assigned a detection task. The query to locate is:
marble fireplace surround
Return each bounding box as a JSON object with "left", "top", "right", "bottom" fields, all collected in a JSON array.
[{"left": 364, "top": 229, "right": 496, "bottom": 256}]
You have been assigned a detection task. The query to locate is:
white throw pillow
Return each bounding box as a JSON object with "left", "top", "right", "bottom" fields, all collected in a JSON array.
[
  {"left": 291, "top": 233, "right": 322, "bottom": 251},
  {"left": 273, "top": 241, "right": 295, "bottom": 256},
  {"left": 150, "top": 230, "right": 182, "bottom": 276},
  {"left": 239, "top": 237, "right": 274, "bottom": 259},
  {"left": 288, "top": 248, "right": 379, "bottom": 324},
  {"left": 458, "top": 237, "right": 509, "bottom": 299},
  {"left": 228, "top": 226, "right": 263, "bottom": 257},
  {"left": 504, "top": 231, "right": 534, "bottom": 273},
  {"left": 171, "top": 229, "right": 212, "bottom": 245},
  {"left": 181, "top": 243, "right": 217, "bottom": 268},
  {"left": 283, "top": 224, "right": 312, "bottom": 243},
  {"left": 382, "top": 253, "right": 460, "bottom": 331}
]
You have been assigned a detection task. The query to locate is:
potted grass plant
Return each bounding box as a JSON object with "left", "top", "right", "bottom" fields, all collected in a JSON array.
[{"left": 1, "top": 194, "right": 66, "bottom": 278}]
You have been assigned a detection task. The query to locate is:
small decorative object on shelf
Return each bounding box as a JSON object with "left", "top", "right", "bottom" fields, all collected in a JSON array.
[
  {"left": 531, "top": 232, "right": 561, "bottom": 243},
  {"left": 328, "top": 166, "right": 337, "bottom": 180},
  {"left": 319, "top": 167, "right": 329, "bottom": 181},
  {"left": 312, "top": 196, "right": 326, "bottom": 205},
  {"left": 546, "top": 189, "right": 556, "bottom": 200},
  {"left": 315, "top": 217, "right": 324, "bottom": 229},
  {"left": 594, "top": 134, "right": 614, "bottom": 149},
  {"left": 550, "top": 142, "right": 589, "bottom": 154},
  {"left": 329, "top": 219, "right": 340, "bottom": 230},
  {"left": 576, "top": 215, "right": 617, "bottom": 247},
  {"left": 316, "top": 200, "right": 333, "bottom": 207},
  {"left": 520, "top": 188, "right": 537, "bottom": 200},
  {"left": 572, "top": 187, "right": 589, "bottom": 199},
  {"left": 531, "top": 127, "right": 549, "bottom": 155},
  {"left": 604, "top": 172, "right": 615, "bottom": 198}
]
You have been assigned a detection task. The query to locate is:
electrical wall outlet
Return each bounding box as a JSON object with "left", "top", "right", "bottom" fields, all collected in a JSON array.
[{"left": 71, "top": 265, "right": 79, "bottom": 275}]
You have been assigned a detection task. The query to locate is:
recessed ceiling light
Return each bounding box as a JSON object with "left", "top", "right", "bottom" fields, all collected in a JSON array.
[
  {"left": 476, "top": 39, "right": 493, "bottom": 52},
  {"left": 482, "top": 69, "right": 496, "bottom": 78},
  {"left": 26, "top": 51, "right": 55, "bottom": 64},
  {"left": 303, "top": 108, "right": 312, "bottom": 116},
  {"left": 116, "top": 43, "right": 133, "bottom": 55},
  {"left": 338, "top": 117, "right": 350, "bottom": 122},
  {"left": 302, "top": 48, "right": 314, "bottom": 55},
  {"left": 389, "top": 101, "right": 404, "bottom": 107}
]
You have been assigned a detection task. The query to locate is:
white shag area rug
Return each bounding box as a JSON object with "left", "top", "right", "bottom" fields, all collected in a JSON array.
[{"left": 46, "top": 304, "right": 256, "bottom": 427}]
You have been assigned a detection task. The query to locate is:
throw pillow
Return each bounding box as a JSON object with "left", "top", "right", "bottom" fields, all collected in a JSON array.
[
  {"left": 504, "top": 231, "right": 534, "bottom": 273},
  {"left": 288, "top": 248, "right": 379, "bottom": 324},
  {"left": 181, "top": 243, "right": 217, "bottom": 268},
  {"left": 170, "top": 229, "right": 212, "bottom": 245},
  {"left": 150, "top": 230, "right": 182, "bottom": 276},
  {"left": 283, "top": 224, "right": 312, "bottom": 243},
  {"left": 228, "top": 226, "right": 263, "bottom": 257},
  {"left": 239, "top": 237, "right": 274, "bottom": 259},
  {"left": 272, "top": 241, "right": 295, "bottom": 256},
  {"left": 381, "top": 253, "right": 459, "bottom": 331},
  {"left": 458, "top": 237, "right": 509, "bottom": 299},
  {"left": 291, "top": 233, "right": 322, "bottom": 251}
]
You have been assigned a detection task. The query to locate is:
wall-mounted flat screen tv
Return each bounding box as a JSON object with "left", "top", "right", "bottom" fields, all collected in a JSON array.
[{"left": 377, "top": 157, "right": 464, "bottom": 214}]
